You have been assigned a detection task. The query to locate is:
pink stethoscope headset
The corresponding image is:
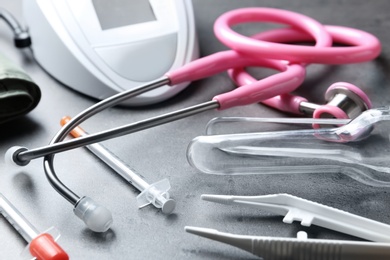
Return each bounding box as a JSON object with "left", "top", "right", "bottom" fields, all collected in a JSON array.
[{"left": 8, "top": 8, "right": 381, "bottom": 232}]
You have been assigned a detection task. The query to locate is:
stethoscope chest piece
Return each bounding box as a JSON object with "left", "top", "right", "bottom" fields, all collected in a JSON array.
[
  {"left": 299, "top": 82, "right": 372, "bottom": 121},
  {"left": 323, "top": 82, "right": 371, "bottom": 119}
]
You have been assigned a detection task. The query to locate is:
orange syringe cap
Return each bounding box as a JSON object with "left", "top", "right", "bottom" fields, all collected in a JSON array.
[{"left": 29, "top": 233, "right": 69, "bottom": 260}]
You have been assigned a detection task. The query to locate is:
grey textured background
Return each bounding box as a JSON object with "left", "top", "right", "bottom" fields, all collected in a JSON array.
[{"left": 1, "top": 0, "right": 390, "bottom": 259}]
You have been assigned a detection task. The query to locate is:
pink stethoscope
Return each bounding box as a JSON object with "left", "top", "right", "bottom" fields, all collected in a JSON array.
[
  {"left": 218, "top": 9, "right": 377, "bottom": 120},
  {"left": 8, "top": 8, "right": 381, "bottom": 232}
]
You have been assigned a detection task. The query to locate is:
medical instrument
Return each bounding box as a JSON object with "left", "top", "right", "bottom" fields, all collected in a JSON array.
[
  {"left": 200, "top": 193, "right": 390, "bottom": 242},
  {"left": 185, "top": 193, "right": 390, "bottom": 259},
  {"left": 60, "top": 116, "right": 176, "bottom": 214},
  {"left": 187, "top": 107, "right": 390, "bottom": 187},
  {"left": 23, "top": 0, "right": 198, "bottom": 106},
  {"left": 205, "top": 117, "right": 352, "bottom": 135},
  {"left": 5, "top": 8, "right": 381, "bottom": 231},
  {"left": 185, "top": 228, "right": 390, "bottom": 260},
  {"left": 0, "top": 193, "right": 68, "bottom": 260}
]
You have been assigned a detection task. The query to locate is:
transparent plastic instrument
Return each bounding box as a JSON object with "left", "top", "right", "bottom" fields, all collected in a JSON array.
[{"left": 187, "top": 107, "right": 390, "bottom": 187}]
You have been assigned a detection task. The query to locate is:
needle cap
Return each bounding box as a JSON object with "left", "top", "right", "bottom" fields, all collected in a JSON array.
[{"left": 29, "top": 233, "right": 69, "bottom": 260}]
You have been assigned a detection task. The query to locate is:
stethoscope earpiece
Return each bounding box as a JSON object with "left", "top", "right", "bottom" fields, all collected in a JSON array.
[{"left": 300, "top": 82, "right": 372, "bottom": 120}]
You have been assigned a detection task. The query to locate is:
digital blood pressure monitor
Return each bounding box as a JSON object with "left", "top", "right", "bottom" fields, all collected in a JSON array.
[{"left": 23, "top": 0, "right": 198, "bottom": 105}]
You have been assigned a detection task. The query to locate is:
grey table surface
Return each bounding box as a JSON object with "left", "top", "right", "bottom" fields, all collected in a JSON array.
[{"left": 1, "top": 0, "right": 390, "bottom": 259}]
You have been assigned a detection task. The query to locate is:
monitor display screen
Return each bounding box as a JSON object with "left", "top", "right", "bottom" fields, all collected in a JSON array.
[{"left": 92, "top": 0, "right": 156, "bottom": 30}]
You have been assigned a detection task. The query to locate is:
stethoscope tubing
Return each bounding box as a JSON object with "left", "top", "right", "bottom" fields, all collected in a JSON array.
[
  {"left": 30, "top": 62, "right": 303, "bottom": 204},
  {"left": 20, "top": 99, "right": 218, "bottom": 163},
  {"left": 18, "top": 59, "right": 308, "bottom": 162},
  {"left": 225, "top": 23, "right": 381, "bottom": 114},
  {"left": 41, "top": 77, "right": 170, "bottom": 204},
  {"left": 44, "top": 99, "right": 219, "bottom": 203},
  {"left": 41, "top": 80, "right": 218, "bottom": 204},
  {"left": 215, "top": 8, "right": 381, "bottom": 63},
  {"left": 18, "top": 77, "right": 169, "bottom": 162}
]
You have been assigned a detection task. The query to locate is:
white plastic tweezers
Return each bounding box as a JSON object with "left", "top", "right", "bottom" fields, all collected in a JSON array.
[{"left": 185, "top": 193, "right": 390, "bottom": 259}]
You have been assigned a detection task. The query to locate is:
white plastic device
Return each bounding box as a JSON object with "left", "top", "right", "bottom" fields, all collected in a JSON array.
[
  {"left": 200, "top": 193, "right": 390, "bottom": 242},
  {"left": 22, "top": 0, "right": 198, "bottom": 105}
]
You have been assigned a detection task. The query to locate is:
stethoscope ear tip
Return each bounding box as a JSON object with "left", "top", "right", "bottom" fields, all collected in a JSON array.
[
  {"left": 4, "top": 146, "right": 29, "bottom": 167},
  {"left": 73, "top": 196, "right": 113, "bottom": 233}
]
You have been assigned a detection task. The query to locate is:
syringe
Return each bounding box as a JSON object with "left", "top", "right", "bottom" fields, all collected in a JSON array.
[
  {"left": 0, "top": 193, "right": 68, "bottom": 260},
  {"left": 60, "top": 117, "right": 176, "bottom": 214}
]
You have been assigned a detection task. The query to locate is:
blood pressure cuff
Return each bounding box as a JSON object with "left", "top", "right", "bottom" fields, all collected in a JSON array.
[{"left": 0, "top": 53, "right": 41, "bottom": 124}]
